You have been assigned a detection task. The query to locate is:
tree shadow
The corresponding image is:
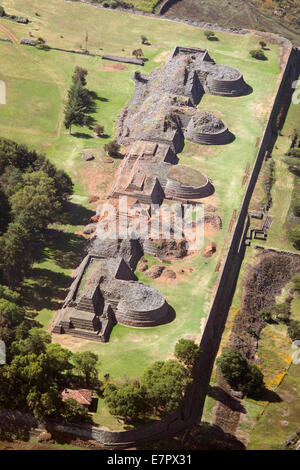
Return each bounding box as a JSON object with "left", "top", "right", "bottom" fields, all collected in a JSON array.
[
  {"left": 208, "top": 37, "right": 220, "bottom": 41},
  {"left": 88, "top": 90, "right": 108, "bottom": 103},
  {"left": 71, "top": 132, "right": 93, "bottom": 139},
  {"left": 260, "top": 387, "right": 282, "bottom": 403},
  {"left": 44, "top": 229, "right": 86, "bottom": 270},
  {"left": 207, "top": 385, "right": 246, "bottom": 413},
  {"left": 59, "top": 201, "right": 94, "bottom": 226},
  {"left": 21, "top": 268, "right": 71, "bottom": 314}
]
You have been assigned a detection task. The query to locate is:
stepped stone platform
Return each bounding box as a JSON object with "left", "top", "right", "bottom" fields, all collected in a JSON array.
[{"left": 53, "top": 254, "right": 172, "bottom": 341}]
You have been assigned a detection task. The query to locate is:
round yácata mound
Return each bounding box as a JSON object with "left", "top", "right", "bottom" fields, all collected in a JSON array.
[
  {"left": 167, "top": 164, "right": 208, "bottom": 187},
  {"left": 115, "top": 282, "right": 171, "bottom": 327},
  {"left": 185, "top": 110, "right": 232, "bottom": 145},
  {"left": 164, "top": 163, "right": 211, "bottom": 199}
]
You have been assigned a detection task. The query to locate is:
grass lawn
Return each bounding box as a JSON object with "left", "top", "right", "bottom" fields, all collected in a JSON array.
[{"left": 0, "top": 0, "right": 282, "bottom": 429}]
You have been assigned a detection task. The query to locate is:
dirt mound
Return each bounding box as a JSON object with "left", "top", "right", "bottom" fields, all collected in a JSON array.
[
  {"left": 102, "top": 157, "right": 114, "bottom": 163},
  {"left": 154, "top": 239, "right": 187, "bottom": 259},
  {"left": 82, "top": 153, "right": 94, "bottom": 161},
  {"left": 146, "top": 265, "right": 165, "bottom": 279},
  {"left": 88, "top": 195, "right": 99, "bottom": 203},
  {"left": 138, "top": 263, "right": 148, "bottom": 272},
  {"left": 202, "top": 242, "right": 217, "bottom": 258},
  {"left": 161, "top": 269, "right": 176, "bottom": 280}
]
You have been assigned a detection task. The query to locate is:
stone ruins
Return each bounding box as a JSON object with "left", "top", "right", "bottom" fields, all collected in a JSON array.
[{"left": 53, "top": 46, "right": 249, "bottom": 342}]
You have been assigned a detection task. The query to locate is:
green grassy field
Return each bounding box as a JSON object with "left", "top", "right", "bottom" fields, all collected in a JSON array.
[{"left": 0, "top": 0, "right": 282, "bottom": 429}]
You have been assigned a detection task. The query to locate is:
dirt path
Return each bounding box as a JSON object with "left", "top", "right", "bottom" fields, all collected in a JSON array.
[{"left": 0, "top": 21, "right": 18, "bottom": 44}]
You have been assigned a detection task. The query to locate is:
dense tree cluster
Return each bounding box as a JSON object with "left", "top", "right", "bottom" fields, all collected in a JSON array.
[
  {"left": 103, "top": 339, "right": 198, "bottom": 423},
  {"left": 0, "top": 138, "right": 73, "bottom": 286},
  {"left": 0, "top": 291, "right": 100, "bottom": 423}
]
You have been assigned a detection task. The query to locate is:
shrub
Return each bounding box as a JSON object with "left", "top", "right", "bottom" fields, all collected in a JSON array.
[
  {"left": 204, "top": 30, "right": 215, "bottom": 40},
  {"left": 134, "top": 70, "right": 142, "bottom": 81},
  {"left": 104, "top": 140, "right": 120, "bottom": 157},
  {"left": 93, "top": 124, "right": 104, "bottom": 137},
  {"left": 250, "top": 49, "right": 267, "bottom": 60},
  {"left": 292, "top": 275, "right": 300, "bottom": 295},
  {"left": 288, "top": 227, "right": 300, "bottom": 250},
  {"left": 217, "top": 349, "right": 264, "bottom": 398},
  {"left": 260, "top": 309, "right": 272, "bottom": 323},
  {"left": 272, "top": 302, "right": 290, "bottom": 323},
  {"left": 259, "top": 40, "right": 267, "bottom": 49},
  {"left": 287, "top": 320, "right": 300, "bottom": 341}
]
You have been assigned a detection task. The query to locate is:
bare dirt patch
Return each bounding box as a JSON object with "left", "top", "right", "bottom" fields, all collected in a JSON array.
[
  {"left": 153, "top": 51, "right": 169, "bottom": 63},
  {"left": 75, "top": 161, "right": 117, "bottom": 200},
  {"left": 103, "top": 64, "right": 126, "bottom": 71}
]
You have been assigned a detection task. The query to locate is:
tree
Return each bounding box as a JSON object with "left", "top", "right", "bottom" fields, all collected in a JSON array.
[
  {"left": 10, "top": 171, "right": 62, "bottom": 230},
  {"left": 292, "top": 275, "right": 300, "bottom": 295},
  {"left": 0, "top": 6, "right": 5, "bottom": 17},
  {"left": 64, "top": 80, "right": 91, "bottom": 133},
  {"left": 132, "top": 48, "right": 143, "bottom": 59},
  {"left": 217, "top": 349, "right": 264, "bottom": 398},
  {"left": 250, "top": 49, "right": 267, "bottom": 60},
  {"left": 11, "top": 328, "right": 51, "bottom": 356},
  {"left": 104, "top": 383, "right": 146, "bottom": 423},
  {"left": 204, "top": 30, "right": 216, "bottom": 40},
  {"left": 26, "top": 385, "right": 62, "bottom": 420},
  {"left": 287, "top": 320, "right": 300, "bottom": 341},
  {"left": 260, "top": 309, "right": 272, "bottom": 323},
  {"left": 0, "top": 220, "right": 33, "bottom": 286},
  {"left": 272, "top": 302, "right": 290, "bottom": 323},
  {"left": 60, "top": 397, "right": 92, "bottom": 423},
  {"left": 141, "top": 360, "right": 192, "bottom": 414},
  {"left": 72, "top": 351, "right": 100, "bottom": 387},
  {"left": 104, "top": 140, "right": 120, "bottom": 157},
  {"left": 141, "top": 35, "right": 148, "bottom": 45},
  {"left": 45, "top": 343, "right": 73, "bottom": 377},
  {"left": 174, "top": 338, "right": 201, "bottom": 369},
  {"left": 259, "top": 40, "right": 267, "bottom": 49},
  {"left": 94, "top": 124, "right": 104, "bottom": 137},
  {"left": 0, "top": 188, "right": 10, "bottom": 235},
  {"left": 134, "top": 70, "right": 142, "bottom": 81},
  {"left": 0, "top": 298, "right": 25, "bottom": 327},
  {"left": 72, "top": 66, "right": 88, "bottom": 86},
  {"left": 288, "top": 226, "right": 300, "bottom": 250}
]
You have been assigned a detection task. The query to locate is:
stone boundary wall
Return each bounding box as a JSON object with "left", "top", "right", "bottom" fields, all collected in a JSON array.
[
  {"left": 254, "top": 246, "right": 300, "bottom": 260},
  {"left": 0, "top": 37, "right": 12, "bottom": 43},
  {"left": 102, "top": 54, "right": 144, "bottom": 66}
]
